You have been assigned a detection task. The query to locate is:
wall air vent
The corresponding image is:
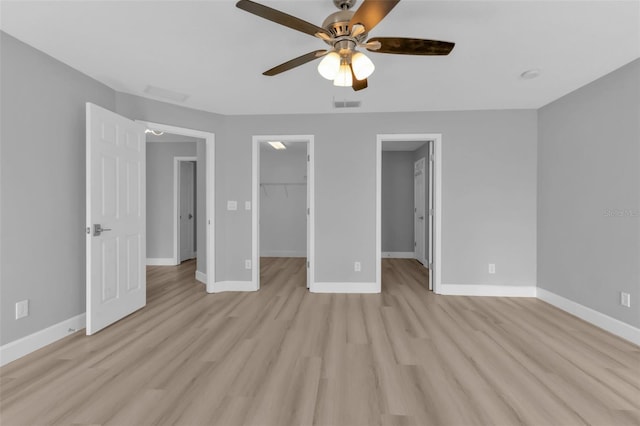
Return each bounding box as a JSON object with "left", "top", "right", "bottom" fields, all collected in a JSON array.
[{"left": 333, "top": 100, "right": 361, "bottom": 109}]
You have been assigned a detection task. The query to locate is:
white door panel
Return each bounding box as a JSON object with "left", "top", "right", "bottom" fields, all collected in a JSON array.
[
  {"left": 414, "top": 157, "right": 426, "bottom": 265},
  {"left": 179, "top": 161, "right": 196, "bottom": 262},
  {"left": 86, "top": 103, "right": 146, "bottom": 335}
]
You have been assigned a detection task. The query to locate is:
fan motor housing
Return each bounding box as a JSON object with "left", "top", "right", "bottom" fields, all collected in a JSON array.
[
  {"left": 322, "top": 10, "right": 368, "bottom": 42},
  {"left": 332, "top": 0, "right": 357, "bottom": 10}
]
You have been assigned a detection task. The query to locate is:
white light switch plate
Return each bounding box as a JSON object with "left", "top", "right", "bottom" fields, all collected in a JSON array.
[
  {"left": 227, "top": 200, "right": 237, "bottom": 211},
  {"left": 15, "top": 300, "right": 29, "bottom": 319},
  {"left": 245, "top": 201, "right": 251, "bottom": 210}
]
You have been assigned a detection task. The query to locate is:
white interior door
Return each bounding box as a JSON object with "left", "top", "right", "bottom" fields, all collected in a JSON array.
[
  {"left": 86, "top": 103, "right": 146, "bottom": 335},
  {"left": 306, "top": 144, "right": 310, "bottom": 288},
  {"left": 414, "top": 157, "right": 426, "bottom": 265},
  {"left": 428, "top": 142, "right": 435, "bottom": 287},
  {"left": 179, "top": 161, "right": 196, "bottom": 262}
]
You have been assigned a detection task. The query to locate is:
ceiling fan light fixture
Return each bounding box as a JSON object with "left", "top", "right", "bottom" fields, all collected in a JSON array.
[
  {"left": 351, "top": 51, "right": 375, "bottom": 80},
  {"left": 333, "top": 63, "right": 353, "bottom": 87},
  {"left": 317, "top": 52, "right": 341, "bottom": 80}
]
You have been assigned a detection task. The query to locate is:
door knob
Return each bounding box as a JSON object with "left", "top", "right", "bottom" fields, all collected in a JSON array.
[
  {"left": 418, "top": 216, "right": 424, "bottom": 220},
  {"left": 93, "top": 224, "right": 112, "bottom": 236},
  {"left": 188, "top": 213, "right": 193, "bottom": 219}
]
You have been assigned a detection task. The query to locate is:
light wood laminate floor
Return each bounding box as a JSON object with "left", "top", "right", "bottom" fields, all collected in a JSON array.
[{"left": 1, "top": 258, "right": 639, "bottom": 425}]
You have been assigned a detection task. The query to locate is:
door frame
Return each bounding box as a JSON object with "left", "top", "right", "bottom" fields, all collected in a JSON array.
[
  {"left": 137, "top": 120, "right": 216, "bottom": 293},
  {"left": 252, "top": 135, "right": 315, "bottom": 290},
  {"left": 174, "top": 156, "right": 198, "bottom": 264},
  {"left": 376, "top": 133, "right": 442, "bottom": 293}
]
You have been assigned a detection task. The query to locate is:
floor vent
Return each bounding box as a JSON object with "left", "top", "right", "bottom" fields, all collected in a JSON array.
[{"left": 333, "top": 100, "right": 361, "bottom": 109}]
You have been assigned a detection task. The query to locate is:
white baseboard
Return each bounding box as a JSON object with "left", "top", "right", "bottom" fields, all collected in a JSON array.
[
  {"left": 146, "top": 258, "right": 176, "bottom": 266},
  {"left": 310, "top": 282, "right": 380, "bottom": 294},
  {"left": 537, "top": 288, "right": 640, "bottom": 346},
  {"left": 195, "top": 270, "right": 207, "bottom": 284},
  {"left": 438, "top": 284, "right": 537, "bottom": 297},
  {"left": 381, "top": 252, "right": 415, "bottom": 259},
  {"left": 260, "top": 251, "right": 306, "bottom": 258},
  {"left": 0, "top": 313, "right": 86, "bottom": 367},
  {"left": 210, "top": 281, "right": 258, "bottom": 293}
]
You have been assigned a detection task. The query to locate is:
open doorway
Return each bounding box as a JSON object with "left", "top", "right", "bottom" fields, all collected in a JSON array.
[
  {"left": 377, "top": 134, "right": 442, "bottom": 293},
  {"left": 252, "top": 135, "right": 315, "bottom": 291},
  {"left": 140, "top": 122, "right": 215, "bottom": 293}
]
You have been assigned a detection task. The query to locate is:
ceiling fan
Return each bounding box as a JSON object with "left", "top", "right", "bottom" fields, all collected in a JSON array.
[{"left": 236, "top": 0, "right": 455, "bottom": 91}]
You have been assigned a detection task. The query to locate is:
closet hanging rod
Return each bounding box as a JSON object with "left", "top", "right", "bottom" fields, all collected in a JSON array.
[{"left": 260, "top": 182, "right": 306, "bottom": 186}]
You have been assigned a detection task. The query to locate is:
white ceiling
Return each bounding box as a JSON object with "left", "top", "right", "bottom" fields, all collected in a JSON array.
[{"left": 1, "top": 1, "right": 638, "bottom": 116}]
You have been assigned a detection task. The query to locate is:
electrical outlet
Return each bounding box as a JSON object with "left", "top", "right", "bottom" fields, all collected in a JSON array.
[
  {"left": 15, "top": 300, "right": 29, "bottom": 319},
  {"left": 354, "top": 261, "right": 361, "bottom": 272},
  {"left": 245, "top": 259, "right": 252, "bottom": 270},
  {"left": 488, "top": 264, "right": 496, "bottom": 274},
  {"left": 620, "top": 292, "right": 631, "bottom": 308}
]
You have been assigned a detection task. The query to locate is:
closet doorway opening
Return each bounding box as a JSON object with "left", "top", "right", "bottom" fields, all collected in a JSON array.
[
  {"left": 252, "top": 135, "right": 315, "bottom": 291},
  {"left": 377, "top": 134, "right": 442, "bottom": 293}
]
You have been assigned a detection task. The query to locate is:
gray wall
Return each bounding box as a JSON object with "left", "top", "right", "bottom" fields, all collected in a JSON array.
[
  {"left": 146, "top": 142, "right": 197, "bottom": 259},
  {"left": 223, "top": 110, "right": 538, "bottom": 286},
  {"left": 1, "top": 31, "right": 539, "bottom": 346},
  {"left": 260, "top": 145, "right": 307, "bottom": 257},
  {"left": 538, "top": 58, "right": 640, "bottom": 328},
  {"left": 381, "top": 152, "right": 415, "bottom": 253},
  {"left": 0, "top": 32, "right": 116, "bottom": 345}
]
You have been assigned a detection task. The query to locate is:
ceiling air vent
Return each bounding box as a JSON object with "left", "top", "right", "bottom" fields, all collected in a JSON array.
[
  {"left": 333, "top": 100, "right": 361, "bottom": 109},
  {"left": 143, "top": 85, "right": 189, "bottom": 103}
]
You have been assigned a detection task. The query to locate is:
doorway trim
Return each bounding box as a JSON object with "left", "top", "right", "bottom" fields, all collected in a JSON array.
[
  {"left": 137, "top": 120, "right": 216, "bottom": 293},
  {"left": 174, "top": 156, "right": 198, "bottom": 264},
  {"left": 252, "top": 135, "right": 315, "bottom": 291},
  {"left": 376, "top": 133, "right": 442, "bottom": 293}
]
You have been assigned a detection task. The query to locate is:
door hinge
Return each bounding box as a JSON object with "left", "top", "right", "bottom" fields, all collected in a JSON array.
[
  {"left": 430, "top": 153, "right": 434, "bottom": 162},
  {"left": 307, "top": 208, "right": 310, "bottom": 215},
  {"left": 86, "top": 227, "right": 91, "bottom": 235},
  {"left": 307, "top": 261, "right": 310, "bottom": 268},
  {"left": 307, "top": 155, "right": 310, "bottom": 161},
  {"left": 414, "top": 241, "right": 417, "bottom": 247}
]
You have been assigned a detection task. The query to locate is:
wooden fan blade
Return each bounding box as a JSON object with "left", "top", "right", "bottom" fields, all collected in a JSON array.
[
  {"left": 367, "top": 37, "right": 455, "bottom": 55},
  {"left": 263, "top": 50, "right": 327, "bottom": 76},
  {"left": 350, "top": 63, "right": 368, "bottom": 91},
  {"left": 349, "top": 0, "right": 400, "bottom": 33},
  {"left": 236, "top": 0, "right": 331, "bottom": 38}
]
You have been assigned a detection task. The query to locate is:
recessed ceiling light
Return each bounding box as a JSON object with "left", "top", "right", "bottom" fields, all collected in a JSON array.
[
  {"left": 520, "top": 69, "right": 541, "bottom": 80},
  {"left": 268, "top": 141, "right": 286, "bottom": 150}
]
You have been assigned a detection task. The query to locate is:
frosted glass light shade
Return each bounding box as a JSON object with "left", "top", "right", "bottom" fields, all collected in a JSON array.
[
  {"left": 333, "top": 63, "right": 353, "bottom": 87},
  {"left": 317, "top": 52, "right": 341, "bottom": 80},
  {"left": 351, "top": 52, "right": 375, "bottom": 80}
]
